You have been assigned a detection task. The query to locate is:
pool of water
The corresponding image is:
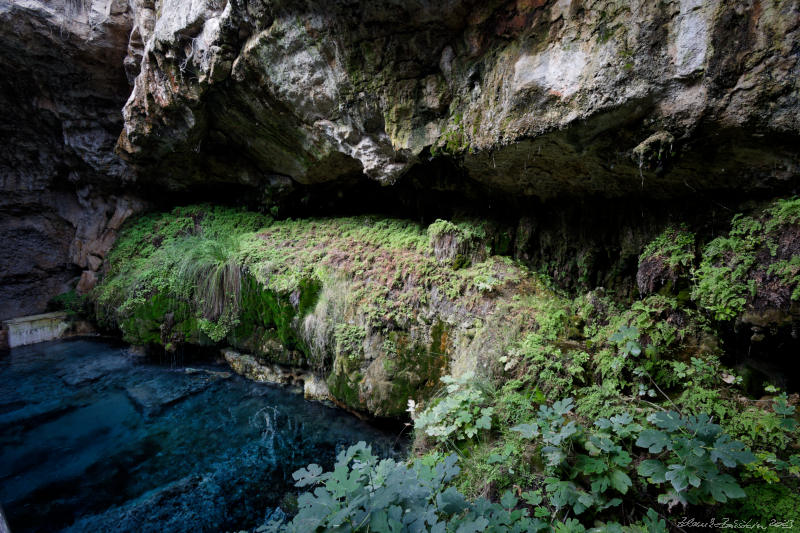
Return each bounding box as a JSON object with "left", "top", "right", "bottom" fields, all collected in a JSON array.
[{"left": 0, "top": 338, "right": 405, "bottom": 532}]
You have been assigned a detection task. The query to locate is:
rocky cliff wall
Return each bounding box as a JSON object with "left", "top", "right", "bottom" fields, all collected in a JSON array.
[
  {"left": 118, "top": 0, "right": 799, "bottom": 199},
  {"left": 1, "top": 0, "right": 798, "bottom": 319},
  {"left": 0, "top": 0, "right": 141, "bottom": 319}
]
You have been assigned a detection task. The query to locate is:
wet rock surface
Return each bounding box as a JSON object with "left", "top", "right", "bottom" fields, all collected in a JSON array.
[{"left": 0, "top": 338, "right": 404, "bottom": 532}]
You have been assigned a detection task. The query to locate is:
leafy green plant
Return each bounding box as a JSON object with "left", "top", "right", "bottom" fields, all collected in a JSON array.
[
  {"left": 266, "top": 442, "right": 552, "bottom": 532},
  {"left": 636, "top": 410, "right": 755, "bottom": 507},
  {"left": 691, "top": 197, "right": 800, "bottom": 320},
  {"left": 512, "top": 401, "right": 640, "bottom": 517},
  {"left": 414, "top": 373, "right": 494, "bottom": 444},
  {"left": 639, "top": 225, "right": 696, "bottom": 269},
  {"left": 49, "top": 290, "right": 88, "bottom": 317},
  {"left": 609, "top": 325, "right": 641, "bottom": 358}
]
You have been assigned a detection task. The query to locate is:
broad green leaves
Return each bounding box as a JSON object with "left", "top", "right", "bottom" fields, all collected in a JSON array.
[
  {"left": 271, "top": 442, "right": 556, "bottom": 532},
  {"left": 510, "top": 422, "right": 539, "bottom": 439},
  {"left": 636, "top": 429, "right": 671, "bottom": 453},
  {"left": 634, "top": 410, "right": 754, "bottom": 505},
  {"left": 512, "top": 401, "right": 757, "bottom": 515},
  {"left": 609, "top": 325, "right": 642, "bottom": 357},
  {"left": 271, "top": 395, "right": 763, "bottom": 532}
]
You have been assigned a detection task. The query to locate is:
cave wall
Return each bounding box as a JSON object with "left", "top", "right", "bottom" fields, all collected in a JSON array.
[
  {"left": 0, "top": 0, "right": 142, "bottom": 320},
  {"left": 1, "top": 0, "right": 799, "bottom": 320},
  {"left": 118, "top": 0, "right": 800, "bottom": 198}
]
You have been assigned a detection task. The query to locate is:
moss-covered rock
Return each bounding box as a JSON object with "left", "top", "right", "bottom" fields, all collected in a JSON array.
[
  {"left": 692, "top": 197, "right": 800, "bottom": 323},
  {"left": 94, "top": 205, "right": 568, "bottom": 418},
  {"left": 636, "top": 225, "right": 695, "bottom": 297}
]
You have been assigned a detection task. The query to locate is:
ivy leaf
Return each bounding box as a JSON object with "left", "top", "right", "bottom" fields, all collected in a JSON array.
[
  {"left": 575, "top": 491, "right": 594, "bottom": 514},
  {"left": 774, "top": 397, "right": 796, "bottom": 417},
  {"left": 546, "top": 478, "right": 577, "bottom": 510},
  {"left": 610, "top": 325, "right": 638, "bottom": 343},
  {"left": 475, "top": 412, "right": 492, "bottom": 430},
  {"left": 706, "top": 473, "right": 746, "bottom": 502},
  {"left": 549, "top": 421, "right": 578, "bottom": 445},
  {"left": 665, "top": 464, "right": 701, "bottom": 492},
  {"left": 636, "top": 429, "right": 670, "bottom": 453},
  {"left": 638, "top": 459, "right": 667, "bottom": 483},
  {"left": 435, "top": 454, "right": 461, "bottom": 484},
  {"left": 657, "top": 488, "right": 687, "bottom": 510},
  {"left": 543, "top": 446, "right": 567, "bottom": 467},
  {"left": 430, "top": 522, "right": 446, "bottom": 533},
  {"left": 575, "top": 455, "right": 606, "bottom": 475},
  {"left": 595, "top": 418, "right": 612, "bottom": 430},
  {"left": 612, "top": 450, "right": 632, "bottom": 468},
  {"left": 685, "top": 413, "right": 721, "bottom": 441},
  {"left": 710, "top": 435, "right": 756, "bottom": 467},
  {"left": 510, "top": 423, "right": 539, "bottom": 439},
  {"left": 626, "top": 341, "right": 641, "bottom": 357},
  {"left": 609, "top": 469, "right": 632, "bottom": 494},
  {"left": 454, "top": 517, "right": 489, "bottom": 533},
  {"left": 642, "top": 508, "right": 668, "bottom": 533},
  {"left": 558, "top": 517, "right": 588, "bottom": 533},
  {"left": 553, "top": 397, "right": 575, "bottom": 416},
  {"left": 521, "top": 491, "right": 543, "bottom": 506},
  {"left": 609, "top": 412, "right": 633, "bottom": 427},
  {"left": 590, "top": 476, "right": 610, "bottom": 494}
]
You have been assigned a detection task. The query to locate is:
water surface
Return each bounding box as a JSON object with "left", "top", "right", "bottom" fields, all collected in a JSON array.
[{"left": 0, "top": 338, "right": 404, "bottom": 532}]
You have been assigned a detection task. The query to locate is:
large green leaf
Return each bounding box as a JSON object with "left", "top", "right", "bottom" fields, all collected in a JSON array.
[
  {"left": 638, "top": 459, "right": 667, "bottom": 483},
  {"left": 710, "top": 434, "right": 756, "bottom": 467},
  {"left": 636, "top": 429, "right": 670, "bottom": 453},
  {"left": 292, "top": 463, "right": 323, "bottom": 487},
  {"left": 648, "top": 411, "right": 683, "bottom": 432},
  {"left": 437, "top": 487, "right": 469, "bottom": 514},
  {"left": 510, "top": 422, "right": 539, "bottom": 439},
  {"left": 609, "top": 469, "right": 632, "bottom": 494}
]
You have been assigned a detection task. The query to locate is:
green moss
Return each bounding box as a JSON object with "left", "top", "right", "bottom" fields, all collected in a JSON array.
[
  {"left": 230, "top": 274, "right": 320, "bottom": 367},
  {"left": 333, "top": 324, "right": 366, "bottom": 361},
  {"left": 327, "top": 369, "right": 363, "bottom": 408},
  {"left": 721, "top": 482, "right": 800, "bottom": 528},
  {"left": 118, "top": 293, "right": 200, "bottom": 346}
]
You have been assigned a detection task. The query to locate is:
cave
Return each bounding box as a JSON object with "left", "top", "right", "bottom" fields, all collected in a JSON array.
[{"left": 1, "top": 0, "right": 799, "bottom": 531}]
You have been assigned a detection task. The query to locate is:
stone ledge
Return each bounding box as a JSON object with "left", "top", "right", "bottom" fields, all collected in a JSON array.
[{"left": 221, "top": 348, "right": 331, "bottom": 403}]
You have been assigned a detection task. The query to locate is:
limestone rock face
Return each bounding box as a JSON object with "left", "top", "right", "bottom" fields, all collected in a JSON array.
[
  {"left": 2, "top": 0, "right": 799, "bottom": 318},
  {"left": 0, "top": 0, "right": 142, "bottom": 319},
  {"left": 119, "top": 0, "right": 800, "bottom": 197}
]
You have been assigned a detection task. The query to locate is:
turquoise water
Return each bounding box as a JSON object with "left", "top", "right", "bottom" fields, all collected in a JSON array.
[{"left": 0, "top": 339, "right": 405, "bottom": 532}]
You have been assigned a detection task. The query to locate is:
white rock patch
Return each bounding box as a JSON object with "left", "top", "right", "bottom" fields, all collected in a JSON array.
[{"left": 513, "top": 45, "right": 588, "bottom": 98}]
